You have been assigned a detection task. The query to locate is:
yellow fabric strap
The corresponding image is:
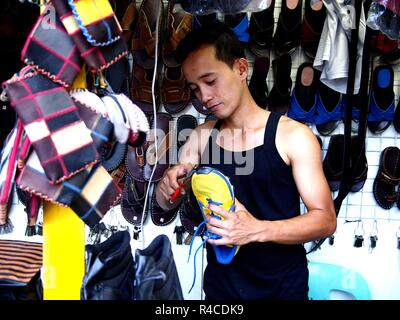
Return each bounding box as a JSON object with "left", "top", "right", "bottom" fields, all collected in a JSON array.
[{"left": 73, "top": 0, "right": 115, "bottom": 25}]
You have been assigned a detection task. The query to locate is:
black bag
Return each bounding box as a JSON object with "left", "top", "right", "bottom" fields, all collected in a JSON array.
[
  {"left": 134, "top": 234, "right": 183, "bottom": 300},
  {"left": 81, "top": 230, "right": 135, "bottom": 300}
]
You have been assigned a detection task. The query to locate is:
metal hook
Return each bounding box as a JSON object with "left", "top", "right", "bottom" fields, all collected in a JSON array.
[
  {"left": 354, "top": 220, "right": 364, "bottom": 236},
  {"left": 370, "top": 220, "right": 378, "bottom": 237}
]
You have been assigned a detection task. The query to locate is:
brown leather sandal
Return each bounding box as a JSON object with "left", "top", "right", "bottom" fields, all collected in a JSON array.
[
  {"left": 373, "top": 146, "right": 400, "bottom": 209},
  {"left": 120, "top": 0, "right": 138, "bottom": 44},
  {"left": 144, "top": 113, "right": 173, "bottom": 182},
  {"left": 131, "top": 62, "right": 160, "bottom": 115},
  {"left": 131, "top": 0, "right": 164, "bottom": 69},
  {"left": 162, "top": 2, "right": 193, "bottom": 67},
  {"left": 121, "top": 174, "right": 149, "bottom": 226},
  {"left": 125, "top": 113, "right": 173, "bottom": 182},
  {"left": 150, "top": 187, "right": 179, "bottom": 226},
  {"left": 162, "top": 66, "right": 190, "bottom": 114}
]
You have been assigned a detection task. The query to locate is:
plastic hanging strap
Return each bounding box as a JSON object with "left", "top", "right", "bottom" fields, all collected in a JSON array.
[
  {"left": 172, "top": 0, "right": 270, "bottom": 15},
  {"left": 367, "top": 0, "right": 400, "bottom": 40},
  {"left": 308, "top": 0, "right": 373, "bottom": 254}
]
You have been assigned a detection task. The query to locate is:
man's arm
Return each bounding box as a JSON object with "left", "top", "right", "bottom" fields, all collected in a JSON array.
[
  {"left": 155, "top": 122, "right": 215, "bottom": 210},
  {"left": 205, "top": 120, "right": 336, "bottom": 246},
  {"left": 262, "top": 122, "right": 337, "bottom": 244}
]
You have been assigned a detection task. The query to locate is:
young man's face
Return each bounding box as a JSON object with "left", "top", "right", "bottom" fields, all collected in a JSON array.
[{"left": 182, "top": 44, "right": 245, "bottom": 119}]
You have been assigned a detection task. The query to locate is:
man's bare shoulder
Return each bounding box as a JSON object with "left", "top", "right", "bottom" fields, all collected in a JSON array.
[
  {"left": 278, "top": 115, "right": 314, "bottom": 139},
  {"left": 277, "top": 115, "right": 320, "bottom": 153},
  {"left": 194, "top": 119, "right": 217, "bottom": 132}
]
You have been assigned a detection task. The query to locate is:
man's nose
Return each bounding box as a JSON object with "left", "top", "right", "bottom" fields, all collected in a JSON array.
[{"left": 198, "top": 87, "right": 212, "bottom": 105}]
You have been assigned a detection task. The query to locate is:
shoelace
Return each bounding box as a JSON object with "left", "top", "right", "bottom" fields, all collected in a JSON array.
[{"left": 187, "top": 199, "right": 222, "bottom": 294}]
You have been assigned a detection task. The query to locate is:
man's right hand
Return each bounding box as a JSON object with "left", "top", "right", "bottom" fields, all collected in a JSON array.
[{"left": 156, "top": 163, "right": 195, "bottom": 210}]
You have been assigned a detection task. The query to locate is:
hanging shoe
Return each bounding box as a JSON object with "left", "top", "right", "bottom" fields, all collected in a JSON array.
[
  {"left": 323, "top": 134, "right": 344, "bottom": 192},
  {"left": 349, "top": 135, "right": 368, "bottom": 193},
  {"left": 300, "top": 0, "right": 326, "bottom": 59},
  {"left": 267, "top": 53, "right": 292, "bottom": 115},
  {"left": 190, "top": 166, "right": 239, "bottom": 265},
  {"left": 249, "top": 56, "right": 269, "bottom": 109},
  {"left": 373, "top": 146, "right": 400, "bottom": 210},
  {"left": 314, "top": 81, "right": 342, "bottom": 136},
  {"left": 367, "top": 65, "right": 395, "bottom": 134},
  {"left": 287, "top": 62, "right": 318, "bottom": 124},
  {"left": 273, "top": 0, "right": 303, "bottom": 56},
  {"left": 224, "top": 12, "right": 249, "bottom": 45},
  {"left": 248, "top": 0, "right": 275, "bottom": 58}
]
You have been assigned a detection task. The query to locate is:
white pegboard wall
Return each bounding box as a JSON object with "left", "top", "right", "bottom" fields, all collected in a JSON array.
[{"left": 117, "top": 0, "right": 400, "bottom": 300}]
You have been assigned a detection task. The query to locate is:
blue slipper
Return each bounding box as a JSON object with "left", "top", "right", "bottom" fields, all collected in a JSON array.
[
  {"left": 314, "top": 81, "right": 342, "bottom": 136},
  {"left": 367, "top": 65, "right": 395, "bottom": 134},
  {"left": 287, "top": 62, "right": 318, "bottom": 123},
  {"left": 225, "top": 12, "right": 249, "bottom": 43}
]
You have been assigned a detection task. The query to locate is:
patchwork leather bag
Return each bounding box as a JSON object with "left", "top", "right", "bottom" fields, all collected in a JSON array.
[
  {"left": 5, "top": 67, "right": 99, "bottom": 184},
  {"left": 67, "top": 0, "right": 122, "bottom": 46},
  {"left": 21, "top": 3, "right": 83, "bottom": 87},
  {"left": 52, "top": 0, "right": 128, "bottom": 73}
]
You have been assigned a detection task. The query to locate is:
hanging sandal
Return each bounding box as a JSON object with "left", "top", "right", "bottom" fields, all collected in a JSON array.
[
  {"left": 373, "top": 146, "right": 400, "bottom": 210},
  {"left": 367, "top": 65, "right": 395, "bottom": 134},
  {"left": 162, "top": 66, "right": 190, "bottom": 115}
]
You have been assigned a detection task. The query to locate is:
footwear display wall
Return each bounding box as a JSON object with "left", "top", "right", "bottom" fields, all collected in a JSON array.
[
  {"left": 2, "top": 0, "right": 400, "bottom": 300},
  {"left": 121, "top": 0, "right": 400, "bottom": 300}
]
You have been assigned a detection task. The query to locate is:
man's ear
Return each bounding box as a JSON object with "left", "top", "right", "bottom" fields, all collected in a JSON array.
[{"left": 236, "top": 58, "right": 249, "bottom": 80}]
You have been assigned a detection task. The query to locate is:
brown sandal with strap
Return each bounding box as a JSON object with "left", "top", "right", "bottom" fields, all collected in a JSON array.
[
  {"left": 162, "top": 2, "right": 193, "bottom": 67},
  {"left": 373, "top": 146, "right": 400, "bottom": 209},
  {"left": 131, "top": 0, "right": 164, "bottom": 69},
  {"left": 131, "top": 62, "right": 160, "bottom": 115},
  {"left": 162, "top": 66, "right": 190, "bottom": 114}
]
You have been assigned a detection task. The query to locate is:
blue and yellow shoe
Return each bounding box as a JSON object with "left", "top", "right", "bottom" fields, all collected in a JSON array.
[
  {"left": 186, "top": 166, "right": 239, "bottom": 293},
  {"left": 191, "top": 166, "right": 239, "bottom": 264}
]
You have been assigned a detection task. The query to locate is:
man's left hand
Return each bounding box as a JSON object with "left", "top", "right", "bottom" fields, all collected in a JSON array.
[{"left": 206, "top": 198, "right": 265, "bottom": 246}]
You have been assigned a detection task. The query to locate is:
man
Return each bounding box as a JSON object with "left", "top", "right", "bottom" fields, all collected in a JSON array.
[{"left": 156, "top": 22, "right": 336, "bottom": 300}]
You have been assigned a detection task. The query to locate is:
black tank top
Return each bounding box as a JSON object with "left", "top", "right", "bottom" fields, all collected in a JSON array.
[{"left": 200, "top": 112, "right": 308, "bottom": 300}]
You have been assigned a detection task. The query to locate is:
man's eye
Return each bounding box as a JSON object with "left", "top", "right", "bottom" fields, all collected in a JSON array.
[{"left": 206, "top": 79, "right": 216, "bottom": 85}]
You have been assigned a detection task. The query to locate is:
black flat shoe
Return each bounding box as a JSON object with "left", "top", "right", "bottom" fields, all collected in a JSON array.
[{"left": 273, "top": 0, "right": 303, "bottom": 56}]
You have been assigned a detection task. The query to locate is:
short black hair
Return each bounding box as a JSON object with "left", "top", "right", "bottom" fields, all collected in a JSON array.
[{"left": 174, "top": 21, "right": 245, "bottom": 68}]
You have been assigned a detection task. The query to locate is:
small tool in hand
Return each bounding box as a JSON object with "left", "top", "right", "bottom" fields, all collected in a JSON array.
[{"left": 169, "top": 166, "right": 197, "bottom": 203}]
